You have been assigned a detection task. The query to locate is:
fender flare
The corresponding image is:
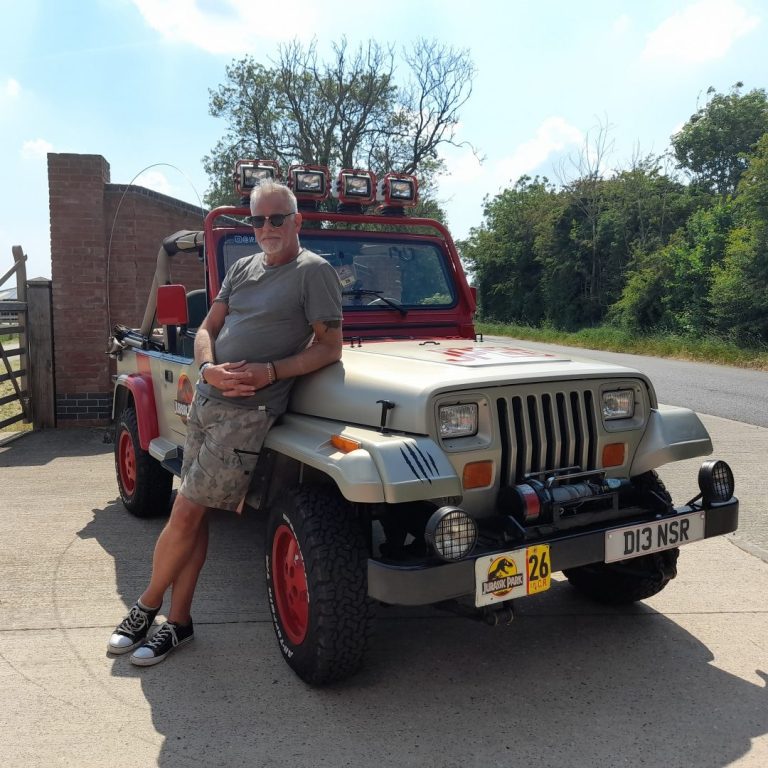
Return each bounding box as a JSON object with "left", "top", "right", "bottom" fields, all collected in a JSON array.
[
  {"left": 264, "top": 414, "right": 461, "bottom": 504},
  {"left": 630, "top": 404, "right": 712, "bottom": 476},
  {"left": 113, "top": 374, "right": 159, "bottom": 451}
]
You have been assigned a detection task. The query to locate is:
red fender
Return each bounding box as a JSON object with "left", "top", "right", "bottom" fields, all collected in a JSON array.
[{"left": 116, "top": 372, "right": 159, "bottom": 451}]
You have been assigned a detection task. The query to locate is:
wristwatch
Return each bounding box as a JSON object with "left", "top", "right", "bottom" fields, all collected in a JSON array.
[{"left": 199, "top": 361, "right": 213, "bottom": 382}]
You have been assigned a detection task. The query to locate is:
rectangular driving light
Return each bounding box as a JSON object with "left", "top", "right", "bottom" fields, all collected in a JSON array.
[
  {"left": 376, "top": 173, "right": 419, "bottom": 207},
  {"left": 288, "top": 164, "right": 330, "bottom": 202},
  {"left": 334, "top": 169, "right": 377, "bottom": 206},
  {"left": 233, "top": 159, "right": 280, "bottom": 198}
]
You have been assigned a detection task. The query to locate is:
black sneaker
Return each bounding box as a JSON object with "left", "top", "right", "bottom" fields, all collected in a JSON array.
[
  {"left": 108, "top": 601, "right": 161, "bottom": 655},
  {"left": 130, "top": 620, "right": 194, "bottom": 667}
]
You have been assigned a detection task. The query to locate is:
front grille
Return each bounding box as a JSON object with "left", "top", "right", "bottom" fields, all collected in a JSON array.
[{"left": 497, "top": 386, "right": 598, "bottom": 485}]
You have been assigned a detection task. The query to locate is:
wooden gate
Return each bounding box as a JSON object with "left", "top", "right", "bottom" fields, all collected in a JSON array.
[{"left": 0, "top": 245, "right": 54, "bottom": 436}]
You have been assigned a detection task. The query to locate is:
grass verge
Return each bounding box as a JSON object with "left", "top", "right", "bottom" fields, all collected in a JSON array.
[
  {"left": 477, "top": 322, "right": 768, "bottom": 371},
  {"left": 0, "top": 333, "right": 32, "bottom": 433}
]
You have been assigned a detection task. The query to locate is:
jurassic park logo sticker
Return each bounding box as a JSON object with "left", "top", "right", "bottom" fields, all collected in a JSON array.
[
  {"left": 174, "top": 373, "right": 194, "bottom": 424},
  {"left": 474, "top": 545, "right": 551, "bottom": 607}
]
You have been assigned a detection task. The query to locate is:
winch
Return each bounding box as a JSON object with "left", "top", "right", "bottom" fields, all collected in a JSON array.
[{"left": 502, "top": 469, "right": 630, "bottom": 526}]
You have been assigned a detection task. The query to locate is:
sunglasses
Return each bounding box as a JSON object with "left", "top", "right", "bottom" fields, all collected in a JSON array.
[{"left": 248, "top": 212, "right": 296, "bottom": 229}]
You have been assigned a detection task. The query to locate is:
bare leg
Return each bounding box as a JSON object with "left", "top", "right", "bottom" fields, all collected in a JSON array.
[
  {"left": 140, "top": 493, "right": 208, "bottom": 611},
  {"left": 167, "top": 515, "right": 209, "bottom": 625}
]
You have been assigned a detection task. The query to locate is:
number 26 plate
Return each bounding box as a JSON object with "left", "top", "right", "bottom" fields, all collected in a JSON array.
[{"left": 474, "top": 545, "right": 551, "bottom": 607}]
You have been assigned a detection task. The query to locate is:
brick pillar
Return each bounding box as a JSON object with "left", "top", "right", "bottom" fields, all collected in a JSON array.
[{"left": 49, "top": 153, "right": 113, "bottom": 424}]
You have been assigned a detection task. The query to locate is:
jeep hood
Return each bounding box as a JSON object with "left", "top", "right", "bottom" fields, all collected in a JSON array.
[{"left": 289, "top": 338, "right": 653, "bottom": 434}]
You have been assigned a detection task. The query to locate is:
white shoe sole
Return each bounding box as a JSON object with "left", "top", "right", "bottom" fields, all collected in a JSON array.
[
  {"left": 129, "top": 634, "right": 194, "bottom": 667},
  {"left": 107, "top": 636, "right": 147, "bottom": 655}
]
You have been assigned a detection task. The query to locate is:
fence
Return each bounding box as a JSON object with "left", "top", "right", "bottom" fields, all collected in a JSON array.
[{"left": 0, "top": 245, "right": 55, "bottom": 433}]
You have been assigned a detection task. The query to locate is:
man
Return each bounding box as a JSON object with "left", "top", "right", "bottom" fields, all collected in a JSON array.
[{"left": 108, "top": 180, "right": 343, "bottom": 666}]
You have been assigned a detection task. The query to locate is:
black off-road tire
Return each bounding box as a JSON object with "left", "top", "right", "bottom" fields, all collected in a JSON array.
[
  {"left": 266, "top": 486, "right": 374, "bottom": 685},
  {"left": 563, "top": 472, "right": 679, "bottom": 605},
  {"left": 114, "top": 406, "right": 173, "bottom": 518}
]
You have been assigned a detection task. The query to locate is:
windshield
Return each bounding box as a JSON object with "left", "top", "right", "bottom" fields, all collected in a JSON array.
[{"left": 219, "top": 231, "right": 456, "bottom": 309}]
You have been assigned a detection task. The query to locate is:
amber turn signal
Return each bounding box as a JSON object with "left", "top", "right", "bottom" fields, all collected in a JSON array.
[
  {"left": 462, "top": 460, "right": 493, "bottom": 489},
  {"left": 330, "top": 434, "right": 362, "bottom": 453},
  {"left": 602, "top": 442, "right": 625, "bottom": 468}
]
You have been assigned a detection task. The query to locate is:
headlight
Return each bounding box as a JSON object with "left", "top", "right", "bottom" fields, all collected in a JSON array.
[
  {"left": 439, "top": 403, "right": 478, "bottom": 438},
  {"left": 425, "top": 507, "right": 478, "bottom": 562},
  {"left": 602, "top": 390, "right": 635, "bottom": 420}
]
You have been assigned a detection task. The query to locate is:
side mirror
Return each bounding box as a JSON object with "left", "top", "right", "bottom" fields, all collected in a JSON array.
[{"left": 156, "top": 284, "right": 189, "bottom": 325}]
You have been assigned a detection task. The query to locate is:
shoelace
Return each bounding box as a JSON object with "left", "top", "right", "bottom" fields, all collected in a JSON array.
[
  {"left": 144, "top": 623, "right": 177, "bottom": 651},
  {"left": 118, "top": 605, "right": 149, "bottom": 633}
]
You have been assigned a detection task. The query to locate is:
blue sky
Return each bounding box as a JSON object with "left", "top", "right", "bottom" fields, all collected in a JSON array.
[{"left": 1, "top": 0, "right": 765, "bottom": 280}]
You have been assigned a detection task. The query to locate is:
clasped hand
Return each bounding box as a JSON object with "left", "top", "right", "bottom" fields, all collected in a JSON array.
[{"left": 203, "top": 360, "right": 271, "bottom": 397}]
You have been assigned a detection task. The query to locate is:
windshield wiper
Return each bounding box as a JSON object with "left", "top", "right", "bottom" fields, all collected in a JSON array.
[{"left": 342, "top": 289, "right": 407, "bottom": 316}]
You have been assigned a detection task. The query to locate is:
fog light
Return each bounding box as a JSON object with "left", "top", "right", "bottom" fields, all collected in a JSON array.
[
  {"left": 698, "top": 460, "right": 735, "bottom": 504},
  {"left": 425, "top": 507, "right": 478, "bottom": 562}
]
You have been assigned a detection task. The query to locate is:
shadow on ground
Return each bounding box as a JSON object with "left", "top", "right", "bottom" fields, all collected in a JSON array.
[
  {"left": 78, "top": 495, "right": 768, "bottom": 768},
  {"left": 0, "top": 427, "right": 111, "bottom": 465}
]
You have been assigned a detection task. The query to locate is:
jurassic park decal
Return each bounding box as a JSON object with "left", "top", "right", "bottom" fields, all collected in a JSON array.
[
  {"left": 474, "top": 544, "right": 551, "bottom": 607},
  {"left": 174, "top": 373, "right": 194, "bottom": 424}
]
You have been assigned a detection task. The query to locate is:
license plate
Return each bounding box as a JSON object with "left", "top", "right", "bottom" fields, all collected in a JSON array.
[
  {"left": 474, "top": 544, "right": 551, "bottom": 607},
  {"left": 605, "top": 512, "right": 705, "bottom": 563}
]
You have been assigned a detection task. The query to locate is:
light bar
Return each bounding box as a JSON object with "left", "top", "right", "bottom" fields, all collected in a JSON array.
[
  {"left": 233, "top": 159, "right": 280, "bottom": 198},
  {"left": 334, "top": 169, "right": 377, "bottom": 206},
  {"left": 287, "top": 164, "right": 330, "bottom": 202},
  {"left": 377, "top": 173, "right": 419, "bottom": 207}
]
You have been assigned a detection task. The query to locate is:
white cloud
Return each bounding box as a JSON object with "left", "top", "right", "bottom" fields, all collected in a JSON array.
[
  {"left": 20, "top": 138, "right": 54, "bottom": 160},
  {"left": 442, "top": 150, "right": 484, "bottom": 185},
  {"left": 612, "top": 14, "right": 632, "bottom": 35},
  {"left": 437, "top": 118, "right": 584, "bottom": 239},
  {"left": 491, "top": 117, "right": 584, "bottom": 189},
  {"left": 442, "top": 117, "right": 583, "bottom": 200},
  {"left": 641, "top": 0, "right": 760, "bottom": 65},
  {"left": 135, "top": 169, "right": 174, "bottom": 196},
  {"left": 4, "top": 78, "right": 21, "bottom": 98},
  {"left": 131, "top": 0, "right": 320, "bottom": 54}
]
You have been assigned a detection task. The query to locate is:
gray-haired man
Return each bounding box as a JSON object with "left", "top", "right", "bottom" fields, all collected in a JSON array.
[{"left": 108, "top": 180, "right": 342, "bottom": 666}]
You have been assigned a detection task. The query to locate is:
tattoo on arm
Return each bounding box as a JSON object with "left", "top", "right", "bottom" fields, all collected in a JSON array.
[{"left": 323, "top": 320, "right": 341, "bottom": 330}]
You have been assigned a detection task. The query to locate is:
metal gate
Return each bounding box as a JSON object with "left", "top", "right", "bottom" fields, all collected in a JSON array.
[{"left": 0, "top": 245, "right": 54, "bottom": 436}]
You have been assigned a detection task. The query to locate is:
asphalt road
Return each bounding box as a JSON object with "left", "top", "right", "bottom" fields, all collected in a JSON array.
[
  {"left": 486, "top": 336, "right": 768, "bottom": 427},
  {"left": 1, "top": 428, "right": 767, "bottom": 767}
]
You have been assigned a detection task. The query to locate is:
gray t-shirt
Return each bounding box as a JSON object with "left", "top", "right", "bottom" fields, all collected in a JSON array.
[{"left": 197, "top": 247, "right": 342, "bottom": 414}]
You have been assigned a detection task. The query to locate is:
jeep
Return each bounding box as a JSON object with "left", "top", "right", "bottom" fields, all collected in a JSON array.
[{"left": 108, "top": 161, "right": 739, "bottom": 685}]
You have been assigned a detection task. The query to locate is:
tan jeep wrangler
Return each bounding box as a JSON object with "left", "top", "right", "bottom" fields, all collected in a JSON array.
[{"left": 108, "top": 160, "right": 738, "bottom": 685}]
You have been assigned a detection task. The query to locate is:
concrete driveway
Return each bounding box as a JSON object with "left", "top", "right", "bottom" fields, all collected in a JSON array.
[{"left": 1, "top": 425, "right": 767, "bottom": 768}]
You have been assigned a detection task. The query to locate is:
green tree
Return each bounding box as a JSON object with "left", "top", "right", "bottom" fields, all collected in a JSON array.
[
  {"left": 203, "top": 37, "right": 476, "bottom": 207},
  {"left": 671, "top": 83, "right": 768, "bottom": 198},
  {"left": 610, "top": 202, "right": 733, "bottom": 334},
  {"left": 460, "top": 177, "right": 559, "bottom": 324},
  {"left": 709, "top": 134, "right": 768, "bottom": 341}
]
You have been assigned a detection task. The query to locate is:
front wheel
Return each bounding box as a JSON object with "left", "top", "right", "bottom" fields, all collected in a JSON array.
[
  {"left": 266, "top": 486, "right": 373, "bottom": 685},
  {"left": 114, "top": 406, "right": 173, "bottom": 517},
  {"left": 563, "top": 472, "right": 678, "bottom": 604}
]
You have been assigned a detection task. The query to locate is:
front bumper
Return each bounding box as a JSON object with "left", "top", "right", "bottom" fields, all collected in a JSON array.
[{"left": 367, "top": 497, "right": 739, "bottom": 606}]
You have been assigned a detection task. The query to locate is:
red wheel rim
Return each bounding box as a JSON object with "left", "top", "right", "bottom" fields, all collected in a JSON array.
[
  {"left": 272, "top": 524, "right": 309, "bottom": 645},
  {"left": 118, "top": 430, "right": 136, "bottom": 496}
]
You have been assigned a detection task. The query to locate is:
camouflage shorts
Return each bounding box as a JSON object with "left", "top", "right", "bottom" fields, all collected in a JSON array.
[{"left": 179, "top": 395, "right": 275, "bottom": 512}]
